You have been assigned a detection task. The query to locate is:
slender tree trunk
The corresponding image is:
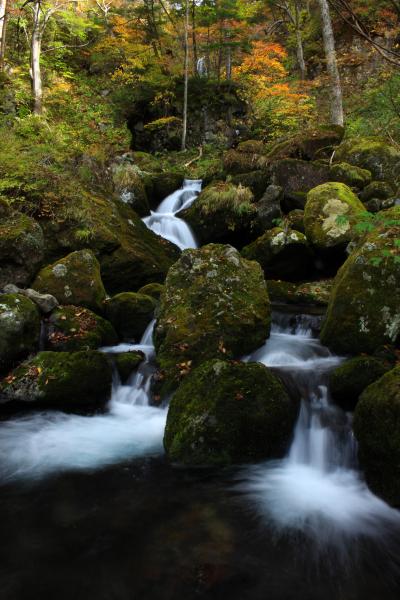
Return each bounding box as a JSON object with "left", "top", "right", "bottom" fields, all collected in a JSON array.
[
  {"left": 191, "top": 0, "right": 197, "bottom": 74},
  {"left": 317, "top": 0, "right": 344, "bottom": 125},
  {"left": 226, "top": 46, "right": 231, "bottom": 80},
  {"left": 181, "top": 0, "right": 189, "bottom": 150},
  {"left": 0, "top": 0, "right": 7, "bottom": 69},
  {"left": 294, "top": 2, "right": 306, "bottom": 79},
  {"left": 31, "top": 2, "right": 43, "bottom": 115}
]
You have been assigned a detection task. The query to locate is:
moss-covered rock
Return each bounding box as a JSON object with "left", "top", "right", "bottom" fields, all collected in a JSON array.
[
  {"left": 33, "top": 250, "right": 106, "bottom": 314},
  {"left": 329, "top": 356, "right": 392, "bottom": 411},
  {"left": 304, "top": 182, "right": 365, "bottom": 249},
  {"left": 286, "top": 209, "right": 305, "bottom": 233},
  {"left": 0, "top": 206, "right": 44, "bottom": 288},
  {"left": 223, "top": 141, "right": 268, "bottom": 174},
  {"left": 137, "top": 283, "right": 165, "bottom": 301},
  {"left": 132, "top": 151, "right": 163, "bottom": 173},
  {"left": 230, "top": 170, "right": 270, "bottom": 201},
  {"left": 241, "top": 227, "right": 313, "bottom": 281},
  {"left": 0, "top": 350, "right": 112, "bottom": 409},
  {"left": 329, "top": 162, "right": 372, "bottom": 189},
  {"left": 254, "top": 185, "right": 283, "bottom": 232},
  {"left": 0, "top": 294, "right": 41, "bottom": 372},
  {"left": 164, "top": 359, "right": 298, "bottom": 466},
  {"left": 114, "top": 351, "right": 145, "bottom": 383},
  {"left": 267, "top": 279, "right": 333, "bottom": 307},
  {"left": 134, "top": 116, "right": 183, "bottom": 153},
  {"left": 150, "top": 172, "right": 185, "bottom": 207},
  {"left": 267, "top": 125, "right": 344, "bottom": 162},
  {"left": 154, "top": 244, "right": 271, "bottom": 395},
  {"left": 46, "top": 305, "right": 118, "bottom": 351},
  {"left": 271, "top": 159, "right": 331, "bottom": 210},
  {"left": 320, "top": 211, "right": 400, "bottom": 354},
  {"left": 353, "top": 367, "right": 400, "bottom": 505},
  {"left": 111, "top": 161, "right": 150, "bottom": 217},
  {"left": 104, "top": 292, "right": 157, "bottom": 341},
  {"left": 335, "top": 137, "right": 400, "bottom": 184},
  {"left": 359, "top": 180, "right": 395, "bottom": 202},
  {"left": 181, "top": 182, "right": 256, "bottom": 245}
]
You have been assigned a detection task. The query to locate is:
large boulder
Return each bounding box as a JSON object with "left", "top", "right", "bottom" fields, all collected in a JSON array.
[
  {"left": 267, "top": 279, "right": 333, "bottom": 308},
  {"left": 0, "top": 350, "right": 112, "bottom": 409},
  {"left": 137, "top": 282, "right": 165, "bottom": 301},
  {"left": 320, "top": 209, "right": 400, "bottom": 354},
  {"left": 223, "top": 140, "right": 268, "bottom": 174},
  {"left": 114, "top": 351, "right": 145, "bottom": 383},
  {"left": 104, "top": 292, "right": 157, "bottom": 341},
  {"left": 111, "top": 160, "right": 150, "bottom": 217},
  {"left": 270, "top": 159, "right": 331, "bottom": 210},
  {"left": 154, "top": 244, "right": 271, "bottom": 395},
  {"left": 0, "top": 293, "right": 41, "bottom": 372},
  {"left": 181, "top": 182, "right": 256, "bottom": 245},
  {"left": 267, "top": 125, "right": 344, "bottom": 162},
  {"left": 164, "top": 359, "right": 298, "bottom": 466},
  {"left": 353, "top": 367, "right": 400, "bottom": 505},
  {"left": 241, "top": 227, "right": 314, "bottom": 281},
  {"left": 329, "top": 162, "right": 372, "bottom": 189},
  {"left": 46, "top": 305, "right": 118, "bottom": 351},
  {"left": 33, "top": 250, "right": 106, "bottom": 314},
  {"left": 304, "top": 182, "right": 365, "bottom": 249},
  {"left": 0, "top": 200, "right": 44, "bottom": 288},
  {"left": 3, "top": 284, "right": 58, "bottom": 314},
  {"left": 254, "top": 184, "right": 283, "bottom": 231},
  {"left": 335, "top": 137, "right": 400, "bottom": 184},
  {"left": 230, "top": 170, "right": 270, "bottom": 201},
  {"left": 134, "top": 117, "right": 183, "bottom": 153}
]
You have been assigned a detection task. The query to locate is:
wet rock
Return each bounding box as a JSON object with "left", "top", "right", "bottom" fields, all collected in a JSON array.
[
  {"left": 137, "top": 283, "right": 165, "bottom": 301},
  {"left": 267, "top": 279, "right": 333, "bottom": 307},
  {"left": 114, "top": 351, "right": 145, "bottom": 383},
  {"left": 46, "top": 305, "right": 118, "bottom": 351},
  {"left": 3, "top": 284, "right": 58, "bottom": 314},
  {"left": 164, "top": 359, "right": 298, "bottom": 466},
  {"left": 104, "top": 292, "right": 157, "bottom": 341},
  {"left": 0, "top": 294, "right": 41, "bottom": 372}
]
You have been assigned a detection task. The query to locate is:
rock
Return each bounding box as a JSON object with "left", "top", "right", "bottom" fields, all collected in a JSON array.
[
  {"left": 134, "top": 117, "right": 183, "bottom": 153},
  {"left": 132, "top": 151, "right": 163, "bottom": 173},
  {"left": 254, "top": 185, "right": 283, "bottom": 231},
  {"left": 164, "top": 359, "right": 298, "bottom": 466},
  {"left": 335, "top": 137, "right": 400, "bottom": 184},
  {"left": 181, "top": 182, "right": 256, "bottom": 245},
  {"left": 267, "top": 279, "right": 333, "bottom": 307},
  {"left": 111, "top": 161, "right": 150, "bottom": 217},
  {"left": 329, "top": 162, "right": 372, "bottom": 189},
  {"left": 286, "top": 209, "right": 305, "bottom": 233},
  {"left": 137, "top": 283, "right": 165, "bottom": 301},
  {"left": 304, "top": 182, "right": 365, "bottom": 249},
  {"left": 33, "top": 250, "right": 107, "bottom": 314},
  {"left": 150, "top": 172, "right": 185, "bottom": 207},
  {"left": 0, "top": 205, "right": 44, "bottom": 288},
  {"left": 114, "top": 351, "right": 145, "bottom": 383},
  {"left": 329, "top": 356, "right": 392, "bottom": 411},
  {"left": 3, "top": 284, "right": 58, "bottom": 314},
  {"left": 104, "top": 292, "right": 157, "bottom": 341},
  {"left": 46, "top": 305, "right": 118, "bottom": 351},
  {"left": 363, "top": 197, "right": 395, "bottom": 213},
  {"left": 223, "top": 140, "right": 268, "bottom": 174},
  {"left": 241, "top": 227, "right": 314, "bottom": 281},
  {"left": 270, "top": 159, "right": 331, "bottom": 210},
  {"left": 320, "top": 209, "right": 400, "bottom": 354},
  {"left": 267, "top": 125, "right": 344, "bottom": 161},
  {"left": 0, "top": 350, "right": 112, "bottom": 409},
  {"left": 230, "top": 170, "right": 270, "bottom": 201},
  {"left": 154, "top": 244, "right": 271, "bottom": 395},
  {"left": 353, "top": 367, "right": 400, "bottom": 505},
  {"left": 359, "top": 180, "right": 395, "bottom": 202},
  {"left": 0, "top": 294, "right": 41, "bottom": 372}
]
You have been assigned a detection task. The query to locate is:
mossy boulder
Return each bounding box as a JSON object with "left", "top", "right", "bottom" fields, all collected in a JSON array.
[
  {"left": 0, "top": 205, "right": 44, "bottom": 288},
  {"left": 223, "top": 141, "right": 268, "bottom": 174},
  {"left": 114, "top": 351, "right": 145, "bottom": 383},
  {"left": 329, "top": 356, "right": 392, "bottom": 411},
  {"left": 150, "top": 172, "right": 185, "bottom": 207},
  {"left": 164, "top": 359, "right": 298, "bottom": 466},
  {"left": 267, "top": 279, "right": 333, "bottom": 307},
  {"left": 359, "top": 180, "right": 395, "bottom": 202},
  {"left": 241, "top": 227, "right": 313, "bottom": 281},
  {"left": 104, "top": 292, "right": 157, "bottom": 341},
  {"left": 267, "top": 125, "right": 344, "bottom": 162},
  {"left": 353, "top": 367, "right": 400, "bottom": 505},
  {"left": 329, "top": 162, "right": 372, "bottom": 189},
  {"left": 132, "top": 151, "right": 163, "bottom": 173},
  {"left": 230, "top": 170, "right": 270, "bottom": 201},
  {"left": 254, "top": 185, "right": 283, "bottom": 232},
  {"left": 0, "top": 294, "right": 41, "bottom": 372},
  {"left": 320, "top": 211, "right": 400, "bottom": 354},
  {"left": 46, "top": 305, "right": 118, "bottom": 351},
  {"left": 33, "top": 250, "right": 106, "bottom": 314},
  {"left": 181, "top": 182, "right": 256, "bottom": 245},
  {"left": 154, "top": 244, "right": 271, "bottom": 395},
  {"left": 270, "top": 159, "right": 331, "bottom": 210},
  {"left": 286, "top": 209, "right": 305, "bottom": 233},
  {"left": 335, "top": 137, "right": 400, "bottom": 184},
  {"left": 111, "top": 161, "right": 150, "bottom": 217},
  {"left": 134, "top": 116, "right": 183, "bottom": 153},
  {"left": 304, "top": 182, "right": 365, "bottom": 249},
  {"left": 137, "top": 283, "right": 165, "bottom": 301},
  {"left": 0, "top": 351, "right": 112, "bottom": 409}
]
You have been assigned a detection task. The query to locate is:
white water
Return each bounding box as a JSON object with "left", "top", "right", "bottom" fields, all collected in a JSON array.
[
  {"left": 240, "top": 315, "right": 400, "bottom": 542},
  {"left": 143, "top": 179, "right": 201, "bottom": 249},
  {"left": 0, "top": 321, "right": 167, "bottom": 481}
]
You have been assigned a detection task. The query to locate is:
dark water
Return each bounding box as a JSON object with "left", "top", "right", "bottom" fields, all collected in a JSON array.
[{"left": 1, "top": 456, "right": 400, "bottom": 600}]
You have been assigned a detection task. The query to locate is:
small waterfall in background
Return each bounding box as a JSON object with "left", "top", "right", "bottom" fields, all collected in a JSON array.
[{"left": 196, "top": 56, "right": 207, "bottom": 77}]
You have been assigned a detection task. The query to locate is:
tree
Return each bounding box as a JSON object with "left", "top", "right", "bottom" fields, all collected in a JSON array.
[
  {"left": 317, "top": 0, "right": 344, "bottom": 125},
  {"left": 181, "top": 0, "right": 189, "bottom": 150},
  {"left": 0, "top": 0, "right": 7, "bottom": 69}
]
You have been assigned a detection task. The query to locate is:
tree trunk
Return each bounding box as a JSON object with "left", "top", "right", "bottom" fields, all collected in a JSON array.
[
  {"left": 31, "top": 2, "right": 43, "bottom": 115},
  {"left": 294, "top": 2, "right": 306, "bottom": 79},
  {"left": 226, "top": 46, "right": 232, "bottom": 80},
  {"left": 181, "top": 0, "right": 189, "bottom": 151},
  {"left": 0, "top": 0, "right": 7, "bottom": 69},
  {"left": 191, "top": 0, "right": 197, "bottom": 74},
  {"left": 317, "top": 0, "right": 344, "bottom": 126}
]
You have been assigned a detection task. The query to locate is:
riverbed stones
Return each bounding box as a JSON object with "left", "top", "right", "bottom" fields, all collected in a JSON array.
[
  {"left": 33, "top": 250, "right": 106, "bottom": 314},
  {"left": 46, "top": 305, "right": 118, "bottom": 351},
  {"left": 0, "top": 350, "right": 112, "bottom": 409},
  {"left": 164, "top": 359, "right": 298, "bottom": 466},
  {"left": 154, "top": 244, "right": 270, "bottom": 395},
  {"left": 104, "top": 292, "right": 157, "bottom": 341},
  {"left": 0, "top": 293, "right": 41, "bottom": 372}
]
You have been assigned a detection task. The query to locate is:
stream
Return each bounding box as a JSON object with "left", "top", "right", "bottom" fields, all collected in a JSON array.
[{"left": 0, "top": 181, "right": 400, "bottom": 599}]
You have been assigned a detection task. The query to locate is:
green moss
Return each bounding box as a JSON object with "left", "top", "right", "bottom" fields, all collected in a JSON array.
[
  {"left": 132, "top": 151, "right": 162, "bottom": 173},
  {"left": 137, "top": 283, "right": 164, "bottom": 301},
  {"left": 0, "top": 294, "right": 41, "bottom": 372},
  {"left": 286, "top": 209, "right": 305, "bottom": 233},
  {"left": 47, "top": 305, "right": 118, "bottom": 351},
  {"left": 114, "top": 351, "right": 145, "bottom": 383},
  {"left": 111, "top": 162, "right": 150, "bottom": 217},
  {"left": 0, "top": 350, "right": 112, "bottom": 408},
  {"left": 230, "top": 170, "right": 271, "bottom": 201},
  {"left": 164, "top": 359, "right": 298, "bottom": 466},
  {"left": 359, "top": 180, "right": 395, "bottom": 202},
  {"left": 267, "top": 279, "right": 333, "bottom": 307},
  {"left": 335, "top": 137, "right": 400, "bottom": 184},
  {"left": 223, "top": 143, "right": 268, "bottom": 174},
  {"left": 104, "top": 292, "right": 157, "bottom": 341},
  {"left": 330, "top": 162, "right": 372, "bottom": 189},
  {"left": 154, "top": 244, "right": 271, "bottom": 396},
  {"left": 353, "top": 367, "right": 400, "bottom": 505},
  {"left": 267, "top": 125, "right": 344, "bottom": 161}
]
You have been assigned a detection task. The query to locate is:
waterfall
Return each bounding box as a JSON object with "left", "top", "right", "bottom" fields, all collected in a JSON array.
[
  {"left": 143, "top": 179, "right": 201, "bottom": 250},
  {"left": 197, "top": 56, "right": 207, "bottom": 77},
  {"left": 240, "top": 314, "right": 400, "bottom": 542}
]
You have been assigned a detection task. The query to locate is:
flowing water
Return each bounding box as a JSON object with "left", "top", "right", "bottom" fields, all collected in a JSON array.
[{"left": 0, "top": 183, "right": 400, "bottom": 599}]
